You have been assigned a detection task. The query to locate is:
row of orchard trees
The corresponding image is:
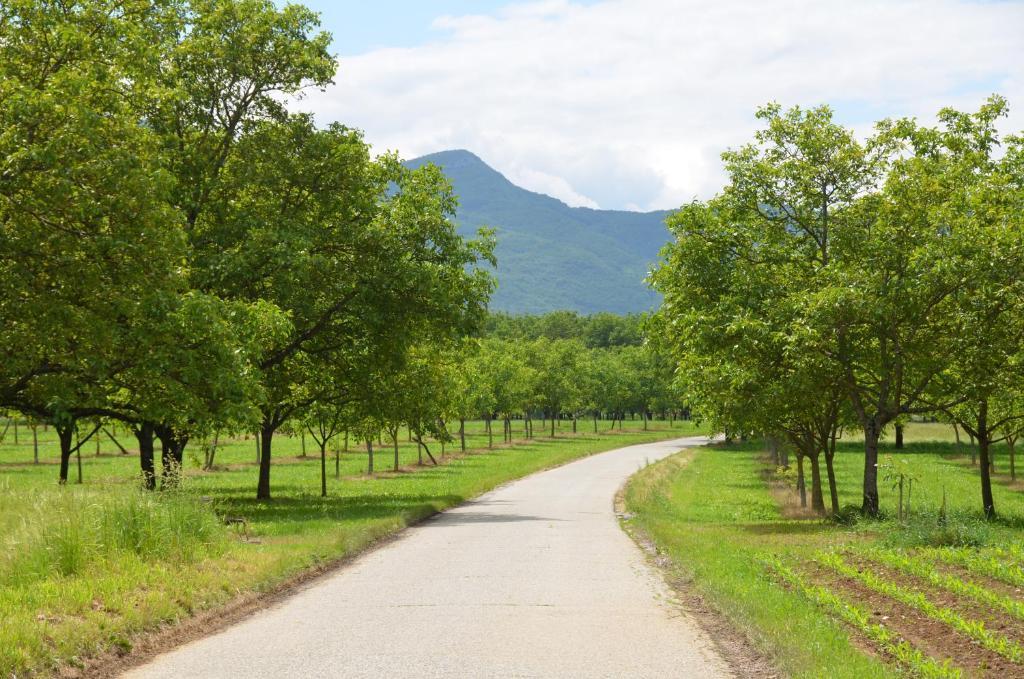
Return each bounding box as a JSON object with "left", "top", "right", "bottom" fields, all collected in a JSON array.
[
  {"left": 653, "top": 97, "right": 1024, "bottom": 519},
  {"left": 294, "top": 330, "right": 684, "bottom": 497},
  {"left": 0, "top": 0, "right": 494, "bottom": 498},
  {"left": 464, "top": 337, "right": 681, "bottom": 439},
  {"left": 655, "top": 96, "right": 1024, "bottom": 520}
]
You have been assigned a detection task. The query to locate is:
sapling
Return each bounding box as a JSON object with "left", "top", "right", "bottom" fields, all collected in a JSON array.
[{"left": 940, "top": 487, "right": 948, "bottom": 525}]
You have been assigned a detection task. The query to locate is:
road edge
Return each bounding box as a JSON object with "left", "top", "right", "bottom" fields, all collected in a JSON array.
[{"left": 615, "top": 446, "right": 781, "bottom": 679}]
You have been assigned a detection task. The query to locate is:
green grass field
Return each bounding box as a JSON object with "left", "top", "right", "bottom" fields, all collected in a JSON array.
[
  {"left": 0, "top": 416, "right": 699, "bottom": 676},
  {"left": 624, "top": 422, "right": 1024, "bottom": 678}
]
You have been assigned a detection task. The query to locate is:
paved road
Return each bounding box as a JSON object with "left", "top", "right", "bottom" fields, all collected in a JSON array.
[{"left": 125, "top": 436, "right": 731, "bottom": 678}]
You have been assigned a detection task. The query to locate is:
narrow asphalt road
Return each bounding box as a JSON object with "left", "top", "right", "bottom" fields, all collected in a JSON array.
[{"left": 125, "top": 436, "right": 731, "bottom": 678}]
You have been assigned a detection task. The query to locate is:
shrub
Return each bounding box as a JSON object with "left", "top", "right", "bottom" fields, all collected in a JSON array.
[
  {"left": 828, "top": 504, "right": 862, "bottom": 527},
  {"left": 881, "top": 511, "right": 991, "bottom": 549}
]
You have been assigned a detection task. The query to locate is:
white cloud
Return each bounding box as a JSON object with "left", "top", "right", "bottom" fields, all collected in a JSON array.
[
  {"left": 505, "top": 166, "right": 601, "bottom": 208},
  {"left": 297, "top": 0, "right": 1024, "bottom": 210}
]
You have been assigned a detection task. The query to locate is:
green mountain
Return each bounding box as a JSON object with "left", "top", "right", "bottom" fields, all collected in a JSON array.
[{"left": 405, "top": 150, "right": 672, "bottom": 314}]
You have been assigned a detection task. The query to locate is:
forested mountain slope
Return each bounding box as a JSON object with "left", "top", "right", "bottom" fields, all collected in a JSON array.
[{"left": 405, "top": 150, "right": 671, "bottom": 314}]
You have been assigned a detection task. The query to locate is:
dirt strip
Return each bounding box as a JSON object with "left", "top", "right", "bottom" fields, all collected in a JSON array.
[{"left": 615, "top": 485, "right": 779, "bottom": 678}]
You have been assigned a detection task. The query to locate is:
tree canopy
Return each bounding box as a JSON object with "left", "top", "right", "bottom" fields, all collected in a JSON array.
[{"left": 653, "top": 97, "right": 1024, "bottom": 517}]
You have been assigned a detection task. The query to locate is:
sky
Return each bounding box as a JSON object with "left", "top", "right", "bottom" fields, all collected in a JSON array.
[{"left": 292, "top": 0, "right": 1024, "bottom": 211}]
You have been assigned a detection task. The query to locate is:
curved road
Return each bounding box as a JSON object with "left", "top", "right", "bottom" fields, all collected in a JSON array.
[{"left": 125, "top": 436, "right": 730, "bottom": 678}]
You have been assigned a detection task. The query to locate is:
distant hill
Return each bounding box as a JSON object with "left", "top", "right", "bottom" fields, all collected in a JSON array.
[{"left": 405, "top": 150, "right": 672, "bottom": 314}]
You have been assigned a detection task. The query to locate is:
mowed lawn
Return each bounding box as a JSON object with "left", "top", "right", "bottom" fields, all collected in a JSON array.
[
  {"left": 624, "top": 422, "right": 1024, "bottom": 678},
  {"left": 0, "top": 417, "right": 700, "bottom": 676}
]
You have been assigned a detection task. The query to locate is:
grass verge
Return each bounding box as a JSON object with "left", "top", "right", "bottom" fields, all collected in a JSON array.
[
  {"left": 622, "top": 427, "right": 1024, "bottom": 678},
  {"left": 623, "top": 449, "right": 894, "bottom": 678}
]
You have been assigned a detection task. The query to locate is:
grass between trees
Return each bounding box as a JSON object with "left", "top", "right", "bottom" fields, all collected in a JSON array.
[
  {"left": 624, "top": 423, "right": 1024, "bottom": 678},
  {"left": 0, "top": 417, "right": 698, "bottom": 677}
]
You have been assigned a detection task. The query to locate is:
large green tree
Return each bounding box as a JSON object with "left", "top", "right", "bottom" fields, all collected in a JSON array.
[
  {"left": 823, "top": 101, "right": 1020, "bottom": 516},
  {"left": 932, "top": 100, "right": 1024, "bottom": 518},
  {"left": 0, "top": 0, "right": 201, "bottom": 483},
  {"left": 196, "top": 116, "right": 493, "bottom": 498},
  {"left": 654, "top": 101, "right": 1015, "bottom": 516}
]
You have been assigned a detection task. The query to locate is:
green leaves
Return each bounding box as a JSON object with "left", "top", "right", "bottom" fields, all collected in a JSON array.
[
  {"left": 1, "top": 0, "right": 493, "bottom": 498},
  {"left": 1, "top": 0, "right": 186, "bottom": 416},
  {"left": 653, "top": 96, "right": 1024, "bottom": 515}
]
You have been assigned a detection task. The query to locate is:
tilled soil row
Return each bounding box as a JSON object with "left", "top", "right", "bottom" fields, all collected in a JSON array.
[
  {"left": 847, "top": 554, "right": 1024, "bottom": 644},
  {"left": 801, "top": 561, "right": 1022, "bottom": 677}
]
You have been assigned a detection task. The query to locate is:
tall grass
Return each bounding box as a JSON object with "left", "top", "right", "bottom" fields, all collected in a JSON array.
[{"left": 0, "top": 481, "right": 226, "bottom": 587}]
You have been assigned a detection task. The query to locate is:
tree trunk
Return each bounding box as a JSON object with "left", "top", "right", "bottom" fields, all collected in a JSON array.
[
  {"left": 796, "top": 453, "right": 807, "bottom": 508},
  {"left": 419, "top": 440, "right": 438, "bottom": 465},
  {"left": 393, "top": 430, "right": 400, "bottom": 472},
  {"left": 894, "top": 423, "right": 904, "bottom": 449},
  {"left": 573, "top": 416, "right": 577, "bottom": 433},
  {"left": 320, "top": 442, "right": 327, "bottom": 498},
  {"left": 156, "top": 426, "right": 187, "bottom": 489},
  {"left": 32, "top": 425, "right": 39, "bottom": 464},
  {"left": 367, "top": 438, "right": 374, "bottom": 474},
  {"left": 862, "top": 419, "right": 881, "bottom": 516},
  {"left": 459, "top": 418, "right": 466, "bottom": 452},
  {"left": 57, "top": 423, "right": 74, "bottom": 485},
  {"left": 809, "top": 453, "right": 825, "bottom": 514},
  {"left": 487, "top": 417, "right": 493, "bottom": 448},
  {"left": 977, "top": 402, "right": 995, "bottom": 519},
  {"left": 550, "top": 410, "right": 555, "bottom": 438},
  {"left": 301, "top": 431, "right": 306, "bottom": 458},
  {"left": 256, "top": 420, "right": 275, "bottom": 499},
  {"left": 136, "top": 423, "right": 156, "bottom": 490},
  {"left": 897, "top": 475, "right": 905, "bottom": 521},
  {"left": 104, "top": 428, "right": 129, "bottom": 456},
  {"left": 979, "top": 436, "right": 995, "bottom": 519},
  {"left": 642, "top": 411, "right": 648, "bottom": 430},
  {"left": 335, "top": 448, "right": 340, "bottom": 478},
  {"left": 825, "top": 448, "right": 840, "bottom": 515},
  {"left": 203, "top": 431, "right": 220, "bottom": 470},
  {"left": 593, "top": 414, "right": 598, "bottom": 433}
]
